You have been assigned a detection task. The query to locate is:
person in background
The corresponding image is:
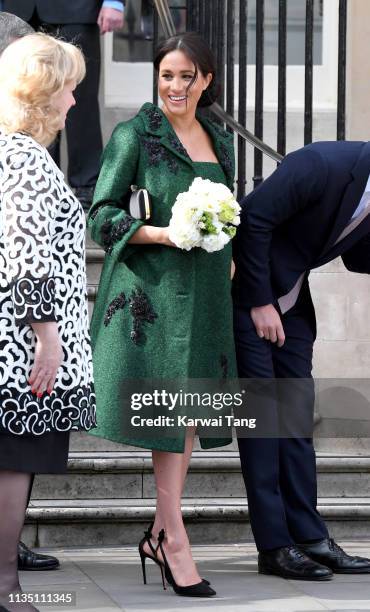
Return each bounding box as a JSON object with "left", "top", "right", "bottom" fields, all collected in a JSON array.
[
  {"left": 233, "top": 139, "right": 370, "bottom": 580},
  {"left": 0, "top": 11, "right": 33, "bottom": 53},
  {"left": 0, "top": 10, "right": 63, "bottom": 574},
  {"left": 0, "top": 33, "right": 96, "bottom": 611},
  {"left": 2, "top": 0, "right": 125, "bottom": 211}
]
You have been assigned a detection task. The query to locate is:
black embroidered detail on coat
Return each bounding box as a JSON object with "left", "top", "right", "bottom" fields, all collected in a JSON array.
[
  {"left": 101, "top": 216, "right": 135, "bottom": 255},
  {"left": 141, "top": 136, "right": 179, "bottom": 174},
  {"left": 210, "top": 121, "right": 230, "bottom": 140},
  {"left": 100, "top": 220, "right": 112, "bottom": 249},
  {"left": 220, "top": 354, "right": 228, "bottom": 379},
  {"left": 144, "top": 106, "right": 163, "bottom": 131},
  {"left": 89, "top": 204, "right": 105, "bottom": 221},
  {"left": 128, "top": 287, "right": 157, "bottom": 345},
  {"left": 167, "top": 134, "right": 190, "bottom": 159},
  {"left": 104, "top": 292, "right": 127, "bottom": 327},
  {"left": 219, "top": 142, "right": 233, "bottom": 174}
]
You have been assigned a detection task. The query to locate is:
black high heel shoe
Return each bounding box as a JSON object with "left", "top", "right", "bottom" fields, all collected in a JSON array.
[
  {"left": 156, "top": 529, "right": 216, "bottom": 597},
  {"left": 138, "top": 522, "right": 211, "bottom": 587},
  {"left": 138, "top": 521, "right": 164, "bottom": 585}
]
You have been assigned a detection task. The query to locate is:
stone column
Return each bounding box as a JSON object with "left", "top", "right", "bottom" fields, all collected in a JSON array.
[{"left": 346, "top": 0, "right": 370, "bottom": 140}]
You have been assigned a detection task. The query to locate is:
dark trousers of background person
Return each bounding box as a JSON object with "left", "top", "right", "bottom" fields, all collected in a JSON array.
[
  {"left": 233, "top": 282, "right": 329, "bottom": 552},
  {"left": 29, "top": 9, "right": 103, "bottom": 190}
]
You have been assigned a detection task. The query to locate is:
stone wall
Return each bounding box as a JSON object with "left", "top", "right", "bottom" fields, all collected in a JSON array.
[{"left": 312, "top": 261, "right": 370, "bottom": 378}]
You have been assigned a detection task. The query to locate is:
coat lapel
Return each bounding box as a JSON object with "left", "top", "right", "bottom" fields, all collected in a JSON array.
[
  {"left": 139, "top": 103, "right": 193, "bottom": 169},
  {"left": 160, "top": 132, "right": 193, "bottom": 167},
  {"left": 319, "top": 141, "right": 370, "bottom": 258},
  {"left": 139, "top": 103, "right": 235, "bottom": 190}
]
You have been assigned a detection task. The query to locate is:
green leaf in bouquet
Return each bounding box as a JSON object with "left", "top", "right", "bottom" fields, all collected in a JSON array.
[
  {"left": 218, "top": 202, "right": 236, "bottom": 224},
  {"left": 222, "top": 225, "right": 237, "bottom": 238},
  {"left": 200, "top": 211, "right": 218, "bottom": 235}
]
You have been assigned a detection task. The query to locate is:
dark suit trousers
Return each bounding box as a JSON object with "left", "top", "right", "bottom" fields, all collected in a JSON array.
[
  {"left": 29, "top": 11, "right": 103, "bottom": 188},
  {"left": 233, "top": 283, "right": 328, "bottom": 551}
]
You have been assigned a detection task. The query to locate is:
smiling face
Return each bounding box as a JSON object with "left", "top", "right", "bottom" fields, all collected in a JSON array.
[
  {"left": 51, "top": 80, "right": 76, "bottom": 129},
  {"left": 158, "top": 49, "right": 212, "bottom": 119}
]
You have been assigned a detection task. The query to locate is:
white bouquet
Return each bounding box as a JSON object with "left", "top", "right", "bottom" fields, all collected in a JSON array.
[{"left": 168, "top": 177, "right": 241, "bottom": 253}]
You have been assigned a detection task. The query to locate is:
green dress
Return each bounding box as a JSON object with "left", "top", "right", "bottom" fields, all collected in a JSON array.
[{"left": 87, "top": 102, "right": 237, "bottom": 452}]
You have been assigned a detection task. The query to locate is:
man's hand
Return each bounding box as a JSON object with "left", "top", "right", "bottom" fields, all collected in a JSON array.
[
  {"left": 250, "top": 304, "right": 285, "bottom": 347},
  {"left": 97, "top": 7, "right": 124, "bottom": 34},
  {"left": 231, "top": 259, "right": 236, "bottom": 280}
]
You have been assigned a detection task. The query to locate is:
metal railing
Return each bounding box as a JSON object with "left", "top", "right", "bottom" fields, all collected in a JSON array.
[{"left": 153, "top": 0, "right": 347, "bottom": 198}]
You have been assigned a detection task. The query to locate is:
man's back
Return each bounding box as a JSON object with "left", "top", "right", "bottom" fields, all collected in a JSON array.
[{"left": 234, "top": 140, "right": 370, "bottom": 307}]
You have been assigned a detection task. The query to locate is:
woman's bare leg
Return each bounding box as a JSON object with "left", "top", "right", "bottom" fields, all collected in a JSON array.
[
  {"left": 180, "top": 426, "right": 196, "bottom": 494},
  {"left": 149, "top": 426, "right": 196, "bottom": 541},
  {"left": 143, "top": 427, "right": 199, "bottom": 587}
]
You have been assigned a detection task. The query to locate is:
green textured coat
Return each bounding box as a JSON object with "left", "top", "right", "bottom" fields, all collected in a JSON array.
[{"left": 88, "top": 103, "right": 237, "bottom": 452}]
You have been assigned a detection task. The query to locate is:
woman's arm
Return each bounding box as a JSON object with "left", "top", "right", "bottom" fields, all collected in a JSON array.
[
  {"left": 88, "top": 122, "right": 179, "bottom": 252},
  {"left": 1, "top": 140, "right": 63, "bottom": 395},
  {"left": 88, "top": 122, "right": 146, "bottom": 257},
  {"left": 128, "top": 225, "right": 175, "bottom": 247}
]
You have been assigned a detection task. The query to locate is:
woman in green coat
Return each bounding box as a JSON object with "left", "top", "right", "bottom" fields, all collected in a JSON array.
[{"left": 88, "top": 33, "right": 237, "bottom": 597}]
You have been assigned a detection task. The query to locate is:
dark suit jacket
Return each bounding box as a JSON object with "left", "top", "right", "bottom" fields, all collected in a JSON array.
[
  {"left": 3, "top": 0, "right": 103, "bottom": 24},
  {"left": 233, "top": 140, "right": 370, "bottom": 308}
]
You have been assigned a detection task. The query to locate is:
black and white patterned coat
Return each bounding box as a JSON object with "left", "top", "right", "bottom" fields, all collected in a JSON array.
[{"left": 0, "top": 132, "right": 96, "bottom": 435}]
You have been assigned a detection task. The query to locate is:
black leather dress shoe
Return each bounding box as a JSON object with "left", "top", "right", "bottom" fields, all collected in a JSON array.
[
  {"left": 299, "top": 538, "right": 370, "bottom": 573},
  {"left": 258, "top": 545, "right": 333, "bottom": 580},
  {"left": 18, "top": 541, "right": 60, "bottom": 571}
]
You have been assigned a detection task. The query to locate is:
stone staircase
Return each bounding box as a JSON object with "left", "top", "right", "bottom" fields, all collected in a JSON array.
[
  {"left": 25, "top": 434, "right": 370, "bottom": 547},
  {"left": 23, "top": 234, "right": 370, "bottom": 547}
]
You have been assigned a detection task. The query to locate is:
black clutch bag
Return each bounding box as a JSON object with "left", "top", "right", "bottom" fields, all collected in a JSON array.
[{"left": 128, "top": 185, "right": 152, "bottom": 220}]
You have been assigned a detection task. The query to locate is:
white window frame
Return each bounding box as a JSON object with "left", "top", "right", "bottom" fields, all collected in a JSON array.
[{"left": 104, "top": 0, "right": 339, "bottom": 111}]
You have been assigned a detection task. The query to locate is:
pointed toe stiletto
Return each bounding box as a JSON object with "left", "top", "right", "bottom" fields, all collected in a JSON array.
[{"left": 156, "top": 529, "right": 216, "bottom": 597}]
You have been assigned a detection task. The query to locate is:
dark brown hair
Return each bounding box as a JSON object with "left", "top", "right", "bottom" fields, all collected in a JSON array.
[{"left": 154, "top": 32, "right": 219, "bottom": 108}]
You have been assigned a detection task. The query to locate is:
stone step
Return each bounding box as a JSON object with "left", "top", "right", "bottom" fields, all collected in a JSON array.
[
  {"left": 32, "top": 451, "right": 370, "bottom": 501},
  {"left": 86, "top": 247, "right": 104, "bottom": 289},
  {"left": 24, "top": 496, "right": 370, "bottom": 547},
  {"left": 68, "top": 431, "right": 241, "bottom": 452},
  {"left": 69, "top": 430, "right": 370, "bottom": 454},
  {"left": 86, "top": 233, "right": 100, "bottom": 250}
]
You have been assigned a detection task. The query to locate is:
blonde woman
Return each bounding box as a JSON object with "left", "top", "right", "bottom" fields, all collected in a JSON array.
[{"left": 0, "top": 33, "right": 96, "bottom": 611}]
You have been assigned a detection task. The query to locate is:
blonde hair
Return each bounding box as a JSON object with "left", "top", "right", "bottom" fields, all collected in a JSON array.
[{"left": 0, "top": 32, "right": 86, "bottom": 146}]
